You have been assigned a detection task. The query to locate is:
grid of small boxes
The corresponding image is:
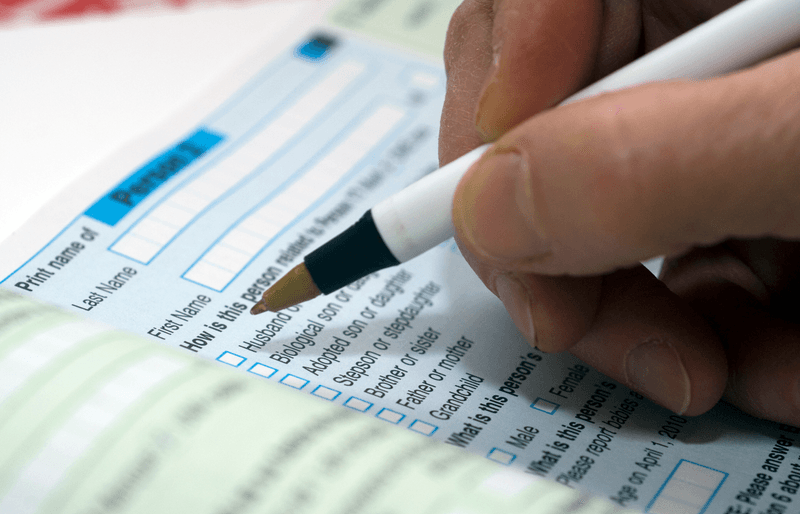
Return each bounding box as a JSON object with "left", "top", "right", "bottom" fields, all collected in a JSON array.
[
  {"left": 216, "top": 350, "right": 576, "bottom": 464},
  {"left": 216, "top": 350, "right": 438, "bottom": 436}
]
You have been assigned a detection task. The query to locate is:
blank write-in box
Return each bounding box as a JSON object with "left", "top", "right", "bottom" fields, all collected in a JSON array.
[
  {"left": 217, "top": 351, "right": 246, "bottom": 367},
  {"left": 311, "top": 385, "right": 340, "bottom": 401},
  {"left": 530, "top": 398, "right": 560, "bottom": 415},
  {"left": 408, "top": 420, "right": 437, "bottom": 436},
  {"left": 110, "top": 60, "right": 366, "bottom": 266},
  {"left": 376, "top": 408, "right": 404, "bottom": 424},
  {"left": 183, "top": 102, "right": 406, "bottom": 291},
  {"left": 280, "top": 374, "right": 309, "bottom": 390},
  {"left": 487, "top": 448, "right": 516, "bottom": 466},
  {"left": 248, "top": 363, "right": 277, "bottom": 378},
  {"left": 647, "top": 460, "right": 727, "bottom": 514},
  {"left": 344, "top": 397, "right": 372, "bottom": 412}
]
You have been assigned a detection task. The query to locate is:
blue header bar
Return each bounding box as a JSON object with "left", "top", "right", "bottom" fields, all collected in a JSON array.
[{"left": 84, "top": 128, "right": 224, "bottom": 226}]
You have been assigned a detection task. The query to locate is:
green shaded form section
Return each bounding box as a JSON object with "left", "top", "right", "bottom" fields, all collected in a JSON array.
[
  {"left": 328, "top": 0, "right": 463, "bottom": 58},
  {"left": 0, "top": 291, "right": 620, "bottom": 514}
]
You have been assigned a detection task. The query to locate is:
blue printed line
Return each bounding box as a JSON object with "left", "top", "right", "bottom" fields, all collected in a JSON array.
[
  {"left": 107, "top": 60, "right": 377, "bottom": 268},
  {"left": 181, "top": 96, "right": 411, "bottom": 292}
]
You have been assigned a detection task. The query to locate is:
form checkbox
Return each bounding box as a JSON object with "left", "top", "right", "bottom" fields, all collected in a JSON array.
[
  {"left": 408, "top": 420, "right": 437, "bottom": 436},
  {"left": 487, "top": 448, "right": 516, "bottom": 465},
  {"left": 217, "top": 351, "right": 246, "bottom": 367},
  {"left": 376, "top": 408, "right": 404, "bottom": 424},
  {"left": 248, "top": 363, "right": 277, "bottom": 378},
  {"left": 530, "top": 397, "right": 559, "bottom": 415},
  {"left": 280, "top": 374, "right": 308, "bottom": 389},
  {"left": 344, "top": 397, "right": 372, "bottom": 412},
  {"left": 311, "top": 386, "right": 340, "bottom": 401}
]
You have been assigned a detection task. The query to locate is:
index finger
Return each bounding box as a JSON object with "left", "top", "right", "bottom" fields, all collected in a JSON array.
[{"left": 439, "top": 0, "right": 604, "bottom": 164}]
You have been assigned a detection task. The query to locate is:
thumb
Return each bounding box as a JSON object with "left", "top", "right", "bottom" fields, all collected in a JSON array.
[{"left": 452, "top": 51, "right": 800, "bottom": 276}]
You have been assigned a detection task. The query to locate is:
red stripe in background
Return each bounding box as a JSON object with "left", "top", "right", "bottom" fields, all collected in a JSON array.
[{"left": 1, "top": 0, "right": 287, "bottom": 24}]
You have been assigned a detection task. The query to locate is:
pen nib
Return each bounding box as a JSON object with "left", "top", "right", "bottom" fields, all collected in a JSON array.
[
  {"left": 249, "top": 262, "right": 321, "bottom": 314},
  {"left": 250, "top": 301, "right": 268, "bottom": 315}
]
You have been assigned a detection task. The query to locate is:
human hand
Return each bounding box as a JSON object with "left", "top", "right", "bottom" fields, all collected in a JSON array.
[{"left": 441, "top": 0, "right": 800, "bottom": 425}]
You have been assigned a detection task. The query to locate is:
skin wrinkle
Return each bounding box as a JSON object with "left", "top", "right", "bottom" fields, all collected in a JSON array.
[
  {"left": 440, "top": 0, "right": 494, "bottom": 164},
  {"left": 443, "top": 1, "right": 493, "bottom": 76}
]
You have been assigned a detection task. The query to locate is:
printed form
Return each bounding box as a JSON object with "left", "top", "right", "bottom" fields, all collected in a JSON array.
[{"left": 2, "top": 2, "right": 799, "bottom": 513}]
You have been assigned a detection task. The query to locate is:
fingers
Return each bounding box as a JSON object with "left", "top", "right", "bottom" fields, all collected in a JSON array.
[
  {"left": 569, "top": 266, "right": 727, "bottom": 416},
  {"left": 720, "top": 304, "right": 800, "bottom": 426},
  {"left": 456, "top": 243, "right": 601, "bottom": 351},
  {"left": 452, "top": 50, "right": 800, "bottom": 277},
  {"left": 460, "top": 235, "right": 728, "bottom": 415},
  {"left": 471, "top": 0, "right": 603, "bottom": 140},
  {"left": 662, "top": 246, "right": 800, "bottom": 425},
  {"left": 439, "top": 0, "right": 495, "bottom": 165},
  {"left": 439, "top": 0, "right": 604, "bottom": 165}
]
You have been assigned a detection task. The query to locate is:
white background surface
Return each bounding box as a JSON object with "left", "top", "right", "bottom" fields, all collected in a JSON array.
[{"left": 0, "top": 1, "right": 312, "bottom": 244}]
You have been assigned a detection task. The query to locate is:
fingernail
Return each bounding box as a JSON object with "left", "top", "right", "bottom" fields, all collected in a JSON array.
[
  {"left": 625, "top": 339, "right": 691, "bottom": 414},
  {"left": 454, "top": 151, "right": 550, "bottom": 263},
  {"left": 475, "top": 42, "right": 503, "bottom": 141},
  {"left": 495, "top": 274, "right": 536, "bottom": 343}
]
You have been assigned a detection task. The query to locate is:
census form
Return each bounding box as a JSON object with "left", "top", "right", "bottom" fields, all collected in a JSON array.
[{"left": 2, "top": 3, "right": 798, "bottom": 513}]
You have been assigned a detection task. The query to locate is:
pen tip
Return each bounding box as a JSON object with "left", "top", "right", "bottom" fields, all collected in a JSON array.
[
  {"left": 250, "top": 301, "right": 268, "bottom": 315},
  {"left": 249, "top": 262, "right": 321, "bottom": 314}
]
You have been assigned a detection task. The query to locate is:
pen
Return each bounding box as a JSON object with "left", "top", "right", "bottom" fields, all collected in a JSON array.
[{"left": 251, "top": 0, "right": 800, "bottom": 314}]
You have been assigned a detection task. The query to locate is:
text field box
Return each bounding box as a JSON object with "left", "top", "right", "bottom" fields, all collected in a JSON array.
[
  {"left": 183, "top": 104, "right": 406, "bottom": 291},
  {"left": 648, "top": 460, "right": 727, "bottom": 514},
  {"left": 110, "top": 60, "right": 366, "bottom": 265}
]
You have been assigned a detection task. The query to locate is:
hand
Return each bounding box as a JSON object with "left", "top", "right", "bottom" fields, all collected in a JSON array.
[{"left": 441, "top": 0, "right": 800, "bottom": 425}]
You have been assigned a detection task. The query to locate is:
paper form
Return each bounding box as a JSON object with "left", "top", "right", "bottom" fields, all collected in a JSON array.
[
  {"left": 0, "top": 291, "right": 620, "bottom": 514},
  {"left": 2, "top": 4, "right": 799, "bottom": 514}
]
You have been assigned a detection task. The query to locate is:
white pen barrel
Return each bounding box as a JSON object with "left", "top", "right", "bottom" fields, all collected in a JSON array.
[
  {"left": 372, "top": 145, "right": 489, "bottom": 263},
  {"left": 372, "top": 0, "right": 800, "bottom": 266},
  {"left": 563, "top": 0, "right": 800, "bottom": 105}
]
